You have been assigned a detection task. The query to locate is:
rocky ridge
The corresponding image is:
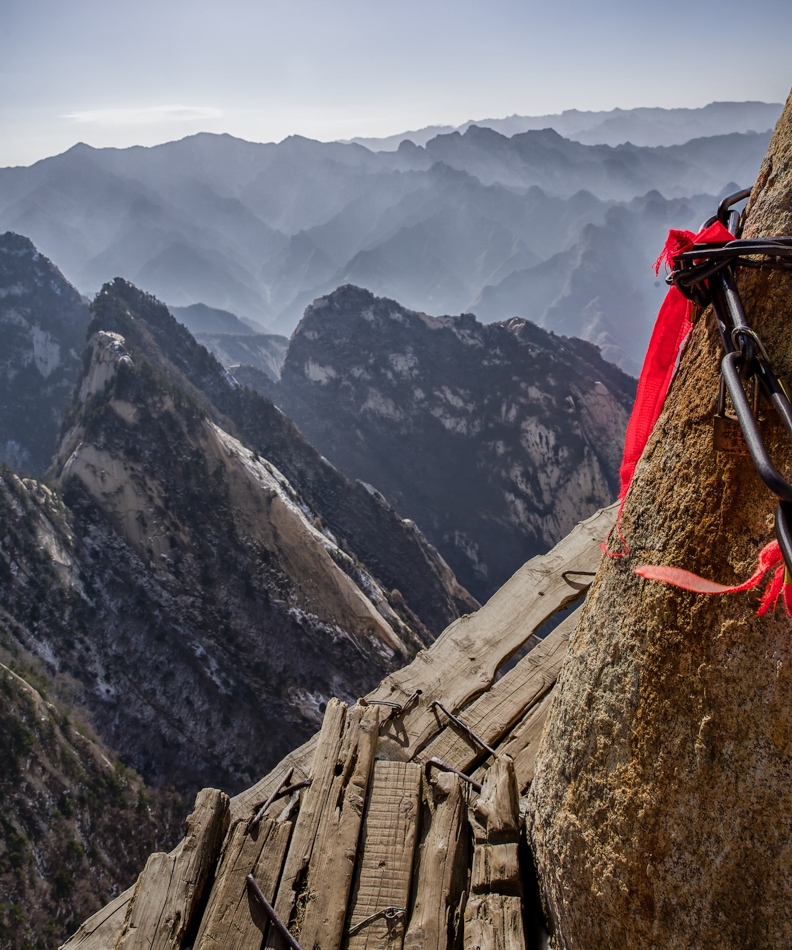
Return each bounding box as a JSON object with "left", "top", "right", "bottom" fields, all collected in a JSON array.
[
  {"left": 0, "top": 233, "right": 90, "bottom": 475},
  {"left": 237, "top": 285, "right": 635, "bottom": 600},
  {"left": 0, "top": 276, "right": 477, "bottom": 805}
]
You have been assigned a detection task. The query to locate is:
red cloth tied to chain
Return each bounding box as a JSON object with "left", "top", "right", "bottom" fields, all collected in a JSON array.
[
  {"left": 603, "top": 221, "right": 734, "bottom": 556},
  {"left": 604, "top": 221, "right": 792, "bottom": 615}
]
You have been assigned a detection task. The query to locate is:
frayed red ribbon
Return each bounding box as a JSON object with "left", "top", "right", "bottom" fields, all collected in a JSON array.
[
  {"left": 635, "top": 540, "right": 792, "bottom": 616},
  {"left": 652, "top": 229, "right": 697, "bottom": 276}
]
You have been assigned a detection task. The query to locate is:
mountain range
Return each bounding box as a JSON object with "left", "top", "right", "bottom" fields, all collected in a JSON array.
[
  {"left": 0, "top": 104, "right": 777, "bottom": 372},
  {"left": 346, "top": 100, "right": 783, "bottom": 150},
  {"left": 0, "top": 243, "right": 495, "bottom": 947}
]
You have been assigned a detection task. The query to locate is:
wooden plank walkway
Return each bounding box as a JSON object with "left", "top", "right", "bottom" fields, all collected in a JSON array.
[
  {"left": 417, "top": 606, "right": 582, "bottom": 774},
  {"left": 194, "top": 816, "right": 292, "bottom": 950},
  {"left": 371, "top": 504, "right": 614, "bottom": 761},
  {"left": 484, "top": 691, "right": 557, "bottom": 794},
  {"left": 464, "top": 757, "right": 526, "bottom": 950},
  {"left": 61, "top": 503, "right": 615, "bottom": 950}
]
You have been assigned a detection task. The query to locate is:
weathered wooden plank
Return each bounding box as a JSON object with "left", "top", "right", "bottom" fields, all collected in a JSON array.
[
  {"left": 267, "top": 701, "right": 380, "bottom": 950},
  {"left": 485, "top": 691, "right": 556, "bottom": 794},
  {"left": 463, "top": 896, "right": 526, "bottom": 950},
  {"left": 469, "top": 758, "right": 521, "bottom": 897},
  {"left": 194, "top": 815, "right": 293, "bottom": 950},
  {"left": 297, "top": 703, "right": 380, "bottom": 950},
  {"left": 115, "top": 788, "right": 230, "bottom": 950},
  {"left": 345, "top": 761, "right": 422, "bottom": 950},
  {"left": 464, "top": 758, "right": 526, "bottom": 950},
  {"left": 373, "top": 504, "right": 615, "bottom": 762},
  {"left": 230, "top": 733, "right": 318, "bottom": 823},
  {"left": 60, "top": 887, "right": 133, "bottom": 950},
  {"left": 266, "top": 700, "right": 348, "bottom": 948},
  {"left": 403, "top": 773, "right": 469, "bottom": 950},
  {"left": 418, "top": 607, "right": 581, "bottom": 774}
]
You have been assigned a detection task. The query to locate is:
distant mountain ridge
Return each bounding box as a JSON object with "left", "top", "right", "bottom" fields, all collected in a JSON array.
[
  {"left": 346, "top": 100, "right": 783, "bottom": 150},
  {"left": 0, "top": 118, "right": 772, "bottom": 370}
]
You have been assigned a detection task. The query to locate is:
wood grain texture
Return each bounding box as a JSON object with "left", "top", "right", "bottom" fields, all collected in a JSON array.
[
  {"left": 60, "top": 888, "right": 133, "bottom": 950},
  {"left": 266, "top": 699, "right": 348, "bottom": 949},
  {"left": 463, "top": 896, "right": 526, "bottom": 950},
  {"left": 297, "top": 704, "right": 381, "bottom": 950},
  {"left": 403, "top": 773, "right": 469, "bottom": 950},
  {"left": 465, "top": 758, "right": 525, "bottom": 948},
  {"left": 194, "top": 816, "right": 292, "bottom": 950},
  {"left": 114, "top": 788, "right": 229, "bottom": 950},
  {"left": 469, "top": 758, "right": 521, "bottom": 897},
  {"left": 345, "top": 761, "right": 422, "bottom": 950},
  {"left": 230, "top": 733, "right": 318, "bottom": 823},
  {"left": 418, "top": 607, "right": 581, "bottom": 773}
]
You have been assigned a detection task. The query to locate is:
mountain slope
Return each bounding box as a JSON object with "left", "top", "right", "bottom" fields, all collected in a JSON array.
[
  {"left": 0, "top": 647, "right": 185, "bottom": 950},
  {"left": 0, "top": 275, "right": 476, "bottom": 800},
  {"left": 81, "top": 278, "right": 476, "bottom": 636},
  {"left": 0, "top": 232, "right": 89, "bottom": 474},
  {"left": 239, "top": 285, "right": 635, "bottom": 600}
]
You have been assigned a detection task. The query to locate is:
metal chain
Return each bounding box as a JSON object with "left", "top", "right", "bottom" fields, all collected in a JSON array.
[{"left": 667, "top": 187, "right": 792, "bottom": 571}]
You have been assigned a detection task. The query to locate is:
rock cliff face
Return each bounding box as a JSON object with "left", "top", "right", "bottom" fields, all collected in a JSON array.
[
  {"left": 0, "top": 232, "right": 89, "bottom": 474},
  {"left": 238, "top": 286, "right": 635, "bottom": 600},
  {"left": 0, "top": 278, "right": 476, "bottom": 799},
  {"left": 80, "top": 279, "right": 477, "bottom": 637},
  {"left": 528, "top": 92, "right": 792, "bottom": 948}
]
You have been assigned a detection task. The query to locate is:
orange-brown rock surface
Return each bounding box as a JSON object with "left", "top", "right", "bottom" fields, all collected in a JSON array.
[{"left": 528, "top": 89, "right": 792, "bottom": 950}]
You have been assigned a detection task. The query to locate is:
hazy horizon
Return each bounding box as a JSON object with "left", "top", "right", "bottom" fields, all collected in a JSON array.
[{"left": 2, "top": 0, "right": 790, "bottom": 167}]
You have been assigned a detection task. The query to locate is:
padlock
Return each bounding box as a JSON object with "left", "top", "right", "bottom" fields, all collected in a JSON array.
[{"left": 713, "top": 373, "right": 748, "bottom": 455}]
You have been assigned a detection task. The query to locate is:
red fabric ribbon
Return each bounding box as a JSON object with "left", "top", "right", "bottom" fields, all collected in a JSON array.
[
  {"left": 636, "top": 541, "right": 792, "bottom": 616},
  {"left": 603, "top": 221, "right": 734, "bottom": 556},
  {"left": 609, "top": 222, "right": 792, "bottom": 615}
]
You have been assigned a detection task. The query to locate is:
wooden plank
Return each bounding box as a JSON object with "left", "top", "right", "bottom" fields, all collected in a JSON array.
[
  {"left": 296, "top": 703, "right": 380, "bottom": 950},
  {"left": 230, "top": 733, "right": 318, "bottom": 823},
  {"left": 266, "top": 700, "right": 348, "bottom": 949},
  {"left": 372, "top": 504, "right": 615, "bottom": 762},
  {"left": 463, "top": 896, "right": 526, "bottom": 950},
  {"left": 417, "top": 607, "right": 581, "bottom": 774},
  {"left": 194, "top": 815, "right": 293, "bottom": 950},
  {"left": 61, "top": 887, "right": 133, "bottom": 950},
  {"left": 403, "top": 773, "right": 469, "bottom": 950},
  {"left": 469, "top": 758, "right": 521, "bottom": 898},
  {"left": 114, "top": 788, "right": 230, "bottom": 950},
  {"left": 484, "top": 691, "right": 556, "bottom": 794},
  {"left": 464, "top": 758, "right": 526, "bottom": 950},
  {"left": 266, "top": 701, "right": 380, "bottom": 950},
  {"left": 345, "top": 761, "right": 422, "bottom": 950}
]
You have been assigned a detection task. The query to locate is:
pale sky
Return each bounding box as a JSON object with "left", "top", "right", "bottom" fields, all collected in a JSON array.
[{"left": 2, "top": 0, "right": 790, "bottom": 167}]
